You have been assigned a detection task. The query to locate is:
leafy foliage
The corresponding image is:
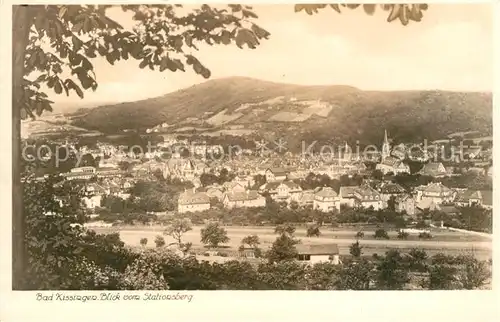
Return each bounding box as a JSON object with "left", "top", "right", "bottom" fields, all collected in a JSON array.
[
  {"left": 456, "top": 256, "right": 491, "bottom": 290},
  {"left": 335, "top": 258, "right": 374, "bottom": 290},
  {"left": 129, "top": 179, "right": 192, "bottom": 212},
  {"left": 23, "top": 174, "right": 136, "bottom": 289},
  {"left": 241, "top": 235, "right": 260, "bottom": 248},
  {"left": 375, "top": 250, "right": 410, "bottom": 290},
  {"left": 154, "top": 235, "right": 166, "bottom": 248},
  {"left": 349, "top": 241, "right": 363, "bottom": 258},
  {"left": 294, "top": 4, "right": 429, "bottom": 26},
  {"left": 418, "top": 232, "right": 432, "bottom": 240},
  {"left": 266, "top": 233, "right": 300, "bottom": 264},
  {"left": 373, "top": 228, "right": 390, "bottom": 240},
  {"left": 306, "top": 225, "right": 321, "bottom": 237},
  {"left": 17, "top": 5, "right": 269, "bottom": 118},
  {"left": 119, "top": 250, "right": 169, "bottom": 290},
  {"left": 200, "top": 222, "right": 230, "bottom": 248},
  {"left": 163, "top": 218, "right": 193, "bottom": 245},
  {"left": 256, "top": 261, "right": 307, "bottom": 290},
  {"left": 140, "top": 237, "right": 148, "bottom": 246},
  {"left": 274, "top": 223, "right": 296, "bottom": 236},
  {"left": 426, "top": 264, "right": 459, "bottom": 290},
  {"left": 397, "top": 230, "right": 409, "bottom": 240}
]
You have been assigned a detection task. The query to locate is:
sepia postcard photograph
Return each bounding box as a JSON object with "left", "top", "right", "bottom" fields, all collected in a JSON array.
[{"left": 2, "top": 1, "right": 498, "bottom": 321}]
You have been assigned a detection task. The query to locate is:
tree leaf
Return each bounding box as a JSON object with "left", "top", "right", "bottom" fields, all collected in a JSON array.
[
  {"left": 54, "top": 79, "right": 63, "bottom": 94},
  {"left": 363, "top": 4, "right": 376, "bottom": 16},
  {"left": 236, "top": 29, "right": 258, "bottom": 49},
  {"left": 242, "top": 9, "right": 258, "bottom": 19},
  {"left": 294, "top": 5, "right": 305, "bottom": 13},
  {"left": 193, "top": 60, "right": 203, "bottom": 74},
  {"left": 37, "top": 50, "right": 46, "bottom": 67},
  {"left": 172, "top": 58, "right": 185, "bottom": 72},
  {"left": 68, "top": 53, "right": 81, "bottom": 66},
  {"left": 43, "top": 100, "right": 53, "bottom": 112},
  {"left": 220, "top": 30, "right": 231, "bottom": 45},
  {"left": 81, "top": 57, "right": 93, "bottom": 71},
  {"left": 66, "top": 79, "right": 84, "bottom": 99},
  {"left": 47, "top": 77, "right": 55, "bottom": 88},
  {"left": 345, "top": 4, "right": 361, "bottom": 9},
  {"left": 72, "top": 35, "right": 84, "bottom": 52},
  {"left": 409, "top": 5, "right": 423, "bottom": 22},
  {"left": 53, "top": 63, "right": 63, "bottom": 74},
  {"left": 83, "top": 17, "right": 91, "bottom": 33},
  {"left": 159, "top": 57, "right": 168, "bottom": 72},
  {"left": 58, "top": 6, "right": 68, "bottom": 19},
  {"left": 330, "top": 4, "right": 341, "bottom": 13},
  {"left": 53, "top": 20, "right": 64, "bottom": 38},
  {"left": 228, "top": 4, "right": 242, "bottom": 12},
  {"left": 387, "top": 4, "right": 402, "bottom": 22},
  {"left": 184, "top": 34, "right": 193, "bottom": 47},
  {"left": 106, "top": 53, "right": 115, "bottom": 65},
  {"left": 72, "top": 21, "right": 84, "bottom": 34},
  {"left": 85, "top": 48, "right": 96, "bottom": 58},
  {"left": 399, "top": 5, "right": 410, "bottom": 26},
  {"left": 35, "top": 101, "right": 44, "bottom": 116},
  {"left": 251, "top": 24, "right": 270, "bottom": 39},
  {"left": 34, "top": 74, "right": 47, "bottom": 83}
]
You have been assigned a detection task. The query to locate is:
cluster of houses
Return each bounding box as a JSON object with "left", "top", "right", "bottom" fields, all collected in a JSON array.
[
  {"left": 62, "top": 165, "right": 124, "bottom": 181},
  {"left": 48, "top": 129, "right": 492, "bottom": 218},
  {"left": 174, "top": 130, "right": 493, "bottom": 217},
  {"left": 80, "top": 177, "right": 135, "bottom": 209},
  {"left": 176, "top": 164, "right": 492, "bottom": 216}
]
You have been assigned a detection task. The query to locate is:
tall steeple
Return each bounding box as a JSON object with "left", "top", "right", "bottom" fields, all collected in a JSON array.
[{"left": 382, "top": 129, "right": 390, "bottom": 161}]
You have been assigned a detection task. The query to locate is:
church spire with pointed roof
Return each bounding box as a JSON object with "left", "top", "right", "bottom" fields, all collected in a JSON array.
[{"left": 381, "top": 129, "right": 390, "bottom": 161}]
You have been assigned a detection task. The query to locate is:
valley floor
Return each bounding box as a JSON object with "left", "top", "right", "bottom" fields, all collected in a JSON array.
[{"left": 92, "top": 225, "right": 492, "bottom": 261}]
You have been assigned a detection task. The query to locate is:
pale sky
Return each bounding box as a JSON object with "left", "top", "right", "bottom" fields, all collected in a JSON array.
[{"left": 49, "top": 4, "right": 493, "bottom": 110}]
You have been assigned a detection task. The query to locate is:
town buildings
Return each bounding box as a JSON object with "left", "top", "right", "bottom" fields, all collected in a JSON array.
[
  {"left": 260, "top": 181, "right": 303, "bottom": 204},
  {"left": 296, "top": 244, "right": 340, "bottom": 265},
  {"left": 265, "top": 167, "right": 288, "bottom": 182},
  {"left": 376, "top": 182, "right": 406, "bottom": 208},
  {"left": 178, "top": 189, "right": 211, "bottom": 213},
  {"left": 419, "top": 162, "right": 448, "bottom": 177},
  {"left": 376, "top": 130, "right": 410, "bottom": 175},
  {"left": 415, "top": 182, "right": 455, "bottom": 206},
  {"left": 313, "top": 187, "right": 340, "bottom": 212},
  {"left": 222, "top": 190, "right": 266, "bottom": 209},
  {"left": 339, "top": 185, "right": 383, "bottom": 210}
]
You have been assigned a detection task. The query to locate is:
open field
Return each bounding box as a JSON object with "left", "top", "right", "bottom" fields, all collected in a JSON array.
[{"left": 91, "top": 225, "right": 492, "bottom": 260}]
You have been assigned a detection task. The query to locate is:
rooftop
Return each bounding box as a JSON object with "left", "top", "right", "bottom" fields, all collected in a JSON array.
[
  {"left": 419, "top": 182, "right": 452, "bottom": 195},
  {"left": 296, "top": 244, "right": 339, "bottom": 255},
  {"left": 314, "top": 187, "right": 338, "bottom": 199},
  {"left": 225, "top": 190, "right": 262, "bottom": 202},
  {"left": 178, "top": 191, "right": 210, "bottom": 205}
]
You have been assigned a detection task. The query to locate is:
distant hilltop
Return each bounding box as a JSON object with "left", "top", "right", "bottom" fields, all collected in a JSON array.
[{"left": 68, "top": 76, "right": 492, "bottom": 145}]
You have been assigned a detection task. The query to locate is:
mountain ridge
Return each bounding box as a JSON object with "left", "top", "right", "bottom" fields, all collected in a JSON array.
[{"left": 70, "top": 76, "right": 493, "bottom": 145}]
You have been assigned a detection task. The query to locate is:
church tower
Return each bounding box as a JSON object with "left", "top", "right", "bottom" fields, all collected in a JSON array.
[{"left": 381, "top": 129, "right": 390, "bottom": 161}]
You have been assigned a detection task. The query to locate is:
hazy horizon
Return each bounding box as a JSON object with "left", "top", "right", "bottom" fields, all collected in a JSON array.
[{"left": 36, "top": 4, "right": 492, "bottom": 113}]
